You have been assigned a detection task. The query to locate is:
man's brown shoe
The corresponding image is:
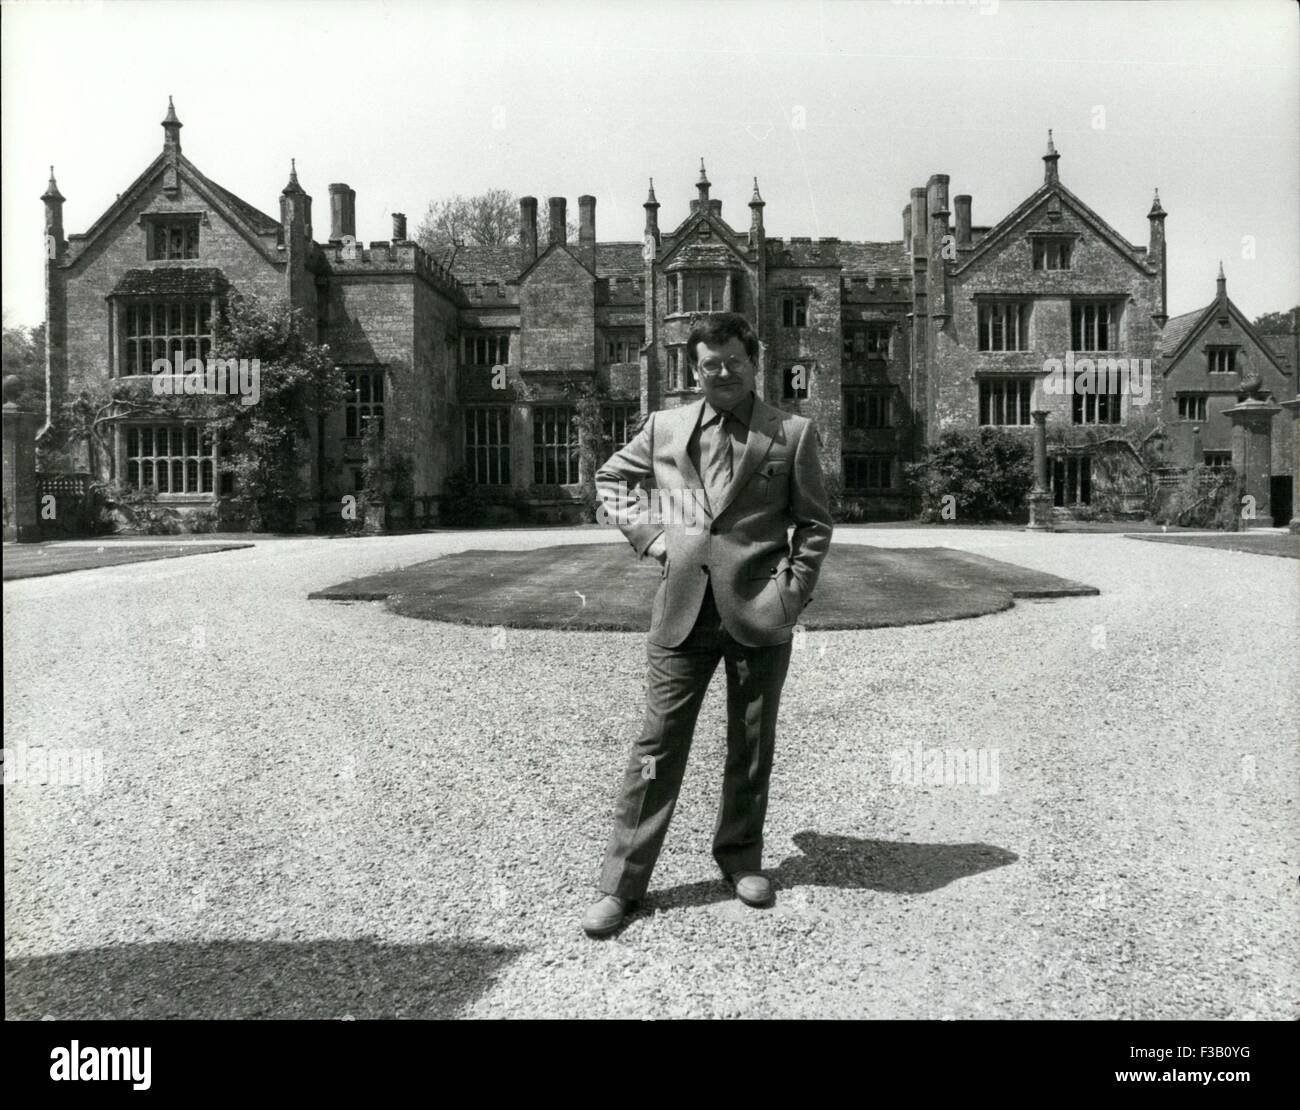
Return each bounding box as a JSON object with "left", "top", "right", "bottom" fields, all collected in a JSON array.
[
  {"left": 723, "top": 871, "right": 774, "bottom": 907},
  {"left": 582, "top": 894, "right": 636, "bottom": 936}
]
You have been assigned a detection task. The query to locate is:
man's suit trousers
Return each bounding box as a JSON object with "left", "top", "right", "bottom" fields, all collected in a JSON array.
[{"left": 597, "top": 582, "right": 794, "bottom": 900}]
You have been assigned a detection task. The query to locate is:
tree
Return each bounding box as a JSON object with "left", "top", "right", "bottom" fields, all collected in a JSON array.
[
  {"left": 202, "top": 294, "right": 347, "bottom": 531},
  {"left": 415, "top": 189, "right": 578, "bottom": 265},
  {"left": 1252, "top": 307, "right": 1298, "bottom": 335},
  {"left": 1, "top": 317, "right": 46, "bottom": 408}
]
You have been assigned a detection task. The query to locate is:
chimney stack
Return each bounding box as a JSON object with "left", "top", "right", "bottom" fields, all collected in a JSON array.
[
  {"left": 329, "top": 184, "right": 356, "bottom": 240},
  {"left": 927, "top": 174, "right": 950, "bottom": 219},
  {"left": 955, "top": 195, "right": 972, "bottom": 247},
  {"left": 392, "top": 212, "right": 407, "bottom": 241},
  {"left": 708, "top": 198, "right": 722, "bottom": 219},
  {"left": 519, "top": 196, "right": 538, "bottom": 263},
  {"left": 902, "top": 205, "right": 911, "bottom": 251},
  {"left": 578, "top": 195, "right": 596, "bottom": 243},
  {"left": 909, "top": 187, "right": 928, "bottom": 254},
  {"left": 548, "top": 197, "right": 567, "bottom": 245}
]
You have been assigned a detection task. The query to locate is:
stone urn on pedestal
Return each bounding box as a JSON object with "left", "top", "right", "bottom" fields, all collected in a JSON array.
[{"left": 1223, "top": 366, "right": 1280, "bottom": 529}]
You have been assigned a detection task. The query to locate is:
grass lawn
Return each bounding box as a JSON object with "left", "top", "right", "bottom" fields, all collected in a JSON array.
[
  {"left": 310, "top": 542, "right": 1097, "bottom": 630},
  {"left": 2, "top": 541, "right": 254, "bottom": 581},
  {"left": 1125, "top": 532, "right": 1299, "bottom": 560}
]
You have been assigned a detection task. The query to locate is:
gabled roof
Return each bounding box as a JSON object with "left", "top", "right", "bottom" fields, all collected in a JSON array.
[
  {"left": 448, "top": 244, "right": 521, "bottom": 284},
  {"left": 1159, "top": 296, "right": 1292, "bottom": 378},
  {"left": 596, "top": 242, "right": 645, "bottom": 279},
  {"left": 768, "top": 239, "right": 907, "bottom": 275},
  {"left": 64, "top": 152, "right": 283, "bottom": 267},
  {"left": 1157, "top": 308, "right": 1206, "bottom": 358},
  {"left": 657, "top": 209, "right": 751, "bottom": 269},
  {"left": 447, "top": 241, "right": 645, "bottom": 285},
  {"left": 952, "top": 180, "right": 1153, "bottom": 277},
  {"left": 516, "top": 241, "right": 595, "bottom": 283}
]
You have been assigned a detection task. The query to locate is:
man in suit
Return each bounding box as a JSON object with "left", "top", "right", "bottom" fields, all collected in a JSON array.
[{"left": 583, "top": 311, "right": 833, "bottom": 936}]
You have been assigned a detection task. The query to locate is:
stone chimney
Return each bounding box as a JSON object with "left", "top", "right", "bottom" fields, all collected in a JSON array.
[
  {"left": 392, "top": 212, "right": 407, "bottom": 241},
  {"left": 578, "top": 195, "right": 596, "bottom": 243},
  {"left": 519, "top": 196, "right": 538, "bottom": 263},
  {"left": 955, "top": 195, "right": 972, "bottom": 248},
  {"left": 909, "top": 187, "right": 928, "bottom": 254},
  {"left": 329, "top": 183, "right": 356, "bottom": 240},
  {"left": 548, "top": 196, "right": 567, "bottom": 245},
  {"left": 902, "top": 205, "right": 911, "bottom": 251}
]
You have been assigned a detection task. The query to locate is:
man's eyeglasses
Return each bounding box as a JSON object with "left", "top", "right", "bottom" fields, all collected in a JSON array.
[{"left": 697, "top": 356, "right": 751, "bottom": 376}]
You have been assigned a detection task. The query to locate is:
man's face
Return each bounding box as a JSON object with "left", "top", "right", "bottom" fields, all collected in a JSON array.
[{"left": 694, "top": 336, "right": 756, "bottom": 411}]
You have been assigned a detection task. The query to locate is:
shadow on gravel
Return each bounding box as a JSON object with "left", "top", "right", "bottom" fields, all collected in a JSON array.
[
  {"left": 644, "top": 832, "right": 1018, "bottom": 911},
  {"left": 776, "top": 832, "right": 1018, "bottom": 893},
  {"left": 5, "top": 937, "right": 523, "bottom": 1019}
]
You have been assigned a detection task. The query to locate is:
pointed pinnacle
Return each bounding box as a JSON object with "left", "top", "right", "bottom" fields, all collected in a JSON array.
[
  {"left": 750, "top": 177, "right": 765, "bottom": 205},
  {"left": 163, "top": 96, "right": 181, "bottom": 126},
  {"left": 645, "top": 178, "right": 659, "bottom": 206},
  {"left": 42, "top": 165, "right": 64, "bottom": 202}
]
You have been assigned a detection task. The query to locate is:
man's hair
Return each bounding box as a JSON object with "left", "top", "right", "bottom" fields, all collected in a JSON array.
[{"left": 685, "top": 312, "right": 761, "bottom": 366}]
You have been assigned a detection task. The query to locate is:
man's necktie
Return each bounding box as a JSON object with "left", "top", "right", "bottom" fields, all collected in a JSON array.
[{"left": 703, "top": 410, "right": 733, "bottom": 511}]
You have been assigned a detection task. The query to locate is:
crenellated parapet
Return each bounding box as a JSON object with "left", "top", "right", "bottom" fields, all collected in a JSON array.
[{"left": 317, "top": 238, "right": 464, "bottom": 301}]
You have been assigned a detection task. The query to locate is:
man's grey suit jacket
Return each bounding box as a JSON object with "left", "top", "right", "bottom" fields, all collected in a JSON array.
[{"left": 595, "top": 393, "right": 834, "bottom": 648}]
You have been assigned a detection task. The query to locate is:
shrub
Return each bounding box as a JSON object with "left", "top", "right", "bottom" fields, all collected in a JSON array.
[
  {"left": 1154, "top": 466, "right": 1244, "bottom": 530},
  {"left": 904, "top": 427, "right": 1034, "bottom": 523},
  {"left": 440, "top": 468, "right": 489, "bottom": 527}
]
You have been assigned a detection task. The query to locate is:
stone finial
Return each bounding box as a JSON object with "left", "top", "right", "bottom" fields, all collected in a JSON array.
[
  {"left": 282, "top": 158, "right": 304, "bottom": 195},
  {"left": 1043, "top": 129, "right": 1060, "bottom": 184},
  {"left": 162, "top": 96, "right": 182, "bottom": 154},
  {"left": 696, "top": 158, "right": 710, "bottom": 201},
  {"left": 644, "top": 178, "right": 659, "bottom": 208},
  {"left": 41, "top": 165, "right": 64, "bottom": 203},
  {"left": 750, "top": 177, "right": 765, "bottom": 207},
  {"left": 1148, "top": 187, "right": 1166, "bottom": 219}
]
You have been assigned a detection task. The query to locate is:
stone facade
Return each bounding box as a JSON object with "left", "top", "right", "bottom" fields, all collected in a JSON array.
[{"left": 38, "top": 105, "right": 1297, "bottom": 528}]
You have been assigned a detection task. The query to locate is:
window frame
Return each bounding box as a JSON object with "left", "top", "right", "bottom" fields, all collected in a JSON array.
[
  {"left": 842, "top": 453, "right": 895, "bottom": 493},
  {"left": 344, "top": 368, "right": 386, "bottom": 440},
  {"left": 1070, "top": 300, "right": 1121, "bottom": 353},
  {"left": 977, "top": 301, "right": 1030, "bottom": 352},
  {"left": 123, "top": 422, "right": 217, "bottom": 497},
  {"left": 532, "top": 404, "right": 579, "bottom": 486},
  {"left": 843, "top": 386, "right": 893, "bottom": 429},
  {"left": 978, "top": 376, "right": 1034, "bottom": 426},
  {"left": 464, "top": 405, "right": 512, "bottom": 486}
]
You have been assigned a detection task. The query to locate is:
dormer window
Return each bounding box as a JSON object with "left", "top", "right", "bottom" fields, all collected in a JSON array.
[{"left": 147, "top": 218, "right": 200, "bottom": 260}]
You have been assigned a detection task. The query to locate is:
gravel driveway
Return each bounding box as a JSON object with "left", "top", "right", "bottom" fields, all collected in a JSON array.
[{"left": 4, "top": 526, "right": 1296, "bottom": 1019}]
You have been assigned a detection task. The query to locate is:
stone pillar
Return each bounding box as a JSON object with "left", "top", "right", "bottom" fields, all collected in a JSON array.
[
  {"left": 1280, "top": 395, "right": 1299, "bottom": 533},
  {"left": 1224, "top": 395, "right": 1280, "bottom": 528},
  {"left": 1026, "top": 408, "right": 1054, "bottom": 531},
  {"left": 3, "top": 377, "right": 42, "bottom": 542}
]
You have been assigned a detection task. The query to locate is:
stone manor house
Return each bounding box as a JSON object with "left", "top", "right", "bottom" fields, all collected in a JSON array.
[{"left": 33, "top": 102, "right": 1297, "bottom": 528}]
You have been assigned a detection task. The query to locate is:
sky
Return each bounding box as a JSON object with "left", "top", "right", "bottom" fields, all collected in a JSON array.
[{"left": 2, "top": 0, "right": 1297, "bottom": 329}]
